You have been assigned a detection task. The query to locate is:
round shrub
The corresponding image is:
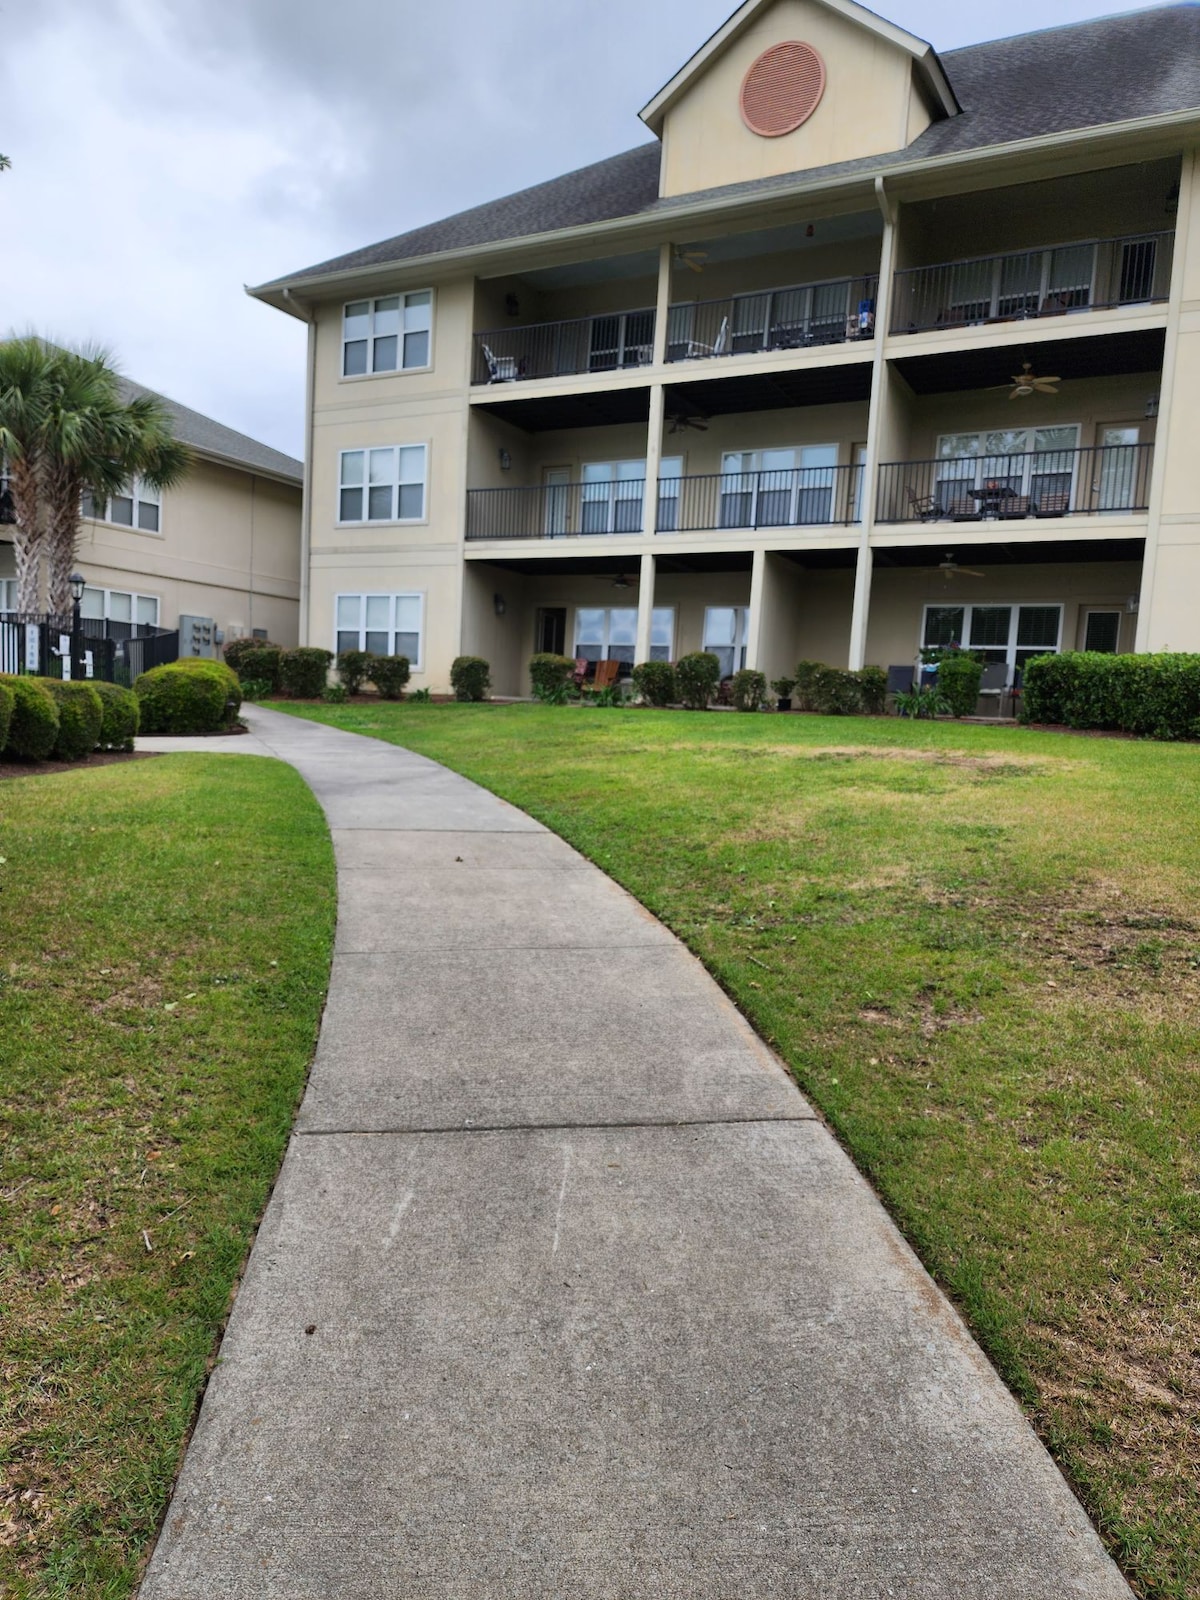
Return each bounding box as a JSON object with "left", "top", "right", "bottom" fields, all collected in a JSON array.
[
  {"left": 336, "top": 649, "right": 375, "bottom": 695},
  {"left": 239, "top": 678, "right": 275, "bottom": 702},
  {"left": 809, "top": 665, "right": 863, "bottom": 716},
  {"left": 39, "top": 679, "right": 104, "bottom": 761},
  {"left": 793, "top": 660, "right": 824, "bottom": 712},
  {"left": 224, "top": 637, "right": 279, "bottom": 675},
  {"left": 279, "top": 647, "right": 333, "bottom": 698},
  {"left": 933, "top": 652, "right": 983, "bottom": 719},
  {"left": 450, "top": 655, "right": 490, "bottom": 702},
  {"left": 855, "top": 665, "right": 889, "bottom": 716},
  {"left": 0, "top": 675, "right": 60, "bottom": 760},
  {"left": 322, "top": 682, "right": 349, "bottom": 704},
  {"left": 0, "top": 680, "right": 13, "bottom": 752},
  {"left": 675, "top": 652, "right": 721, "bottom": 710},
  {"left": 135, "top": 659, "right": 241, "bottom": 734},
  {"left": 731, "top": 668, "right": 767, "bottom": 712},
  {"left": 236, "top": 646, "right": 282, "bottom": 690},
  {"left": 91, "top": 680, "right": 140, "bottom": 751},
  {"left": 529, "top": 653, "right": 576, "bottom": 702},
  {"left": 368, "top": 656, "right": 412, "bottom": 701},
  {"left": 631, "top": 660, "right": 677, "bottom": 707}
]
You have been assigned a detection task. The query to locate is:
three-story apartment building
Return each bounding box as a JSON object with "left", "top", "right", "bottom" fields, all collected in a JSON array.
[{"left": 250, "top": 0, "right": 1200, "bottom": 700}]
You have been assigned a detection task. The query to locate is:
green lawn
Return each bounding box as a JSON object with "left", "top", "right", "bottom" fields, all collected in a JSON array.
[
  {"left": 276, "top": 699, "right": 1199, "bottom": 1600},
  {"left": 0, "top": 755, "right": 335, "bottom": 1599}
]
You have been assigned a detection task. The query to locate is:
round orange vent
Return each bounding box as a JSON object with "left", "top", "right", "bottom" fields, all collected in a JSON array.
[{"left": 740, "top": 41, "right": 826, "bottom": 137}]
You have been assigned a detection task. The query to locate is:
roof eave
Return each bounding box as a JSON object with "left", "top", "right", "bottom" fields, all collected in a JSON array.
[
  {"left": 248, "top": 105, "right": 1200, "bottom": 306},
  {"left": 190, "top": 443, "right": 303, "bottom": 488}
]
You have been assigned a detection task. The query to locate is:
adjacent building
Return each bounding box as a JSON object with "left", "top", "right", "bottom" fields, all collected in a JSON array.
[
  {"left": 0, "top": 378, "right": 303, "bottom": 655},
  {"left": 249, "top": 0, "right": 1200, "bottom": 699}
]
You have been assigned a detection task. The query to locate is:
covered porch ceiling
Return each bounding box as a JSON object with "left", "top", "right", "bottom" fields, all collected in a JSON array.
[
  {"left": 872, "top": 536, "right": 1145, "bottom": 568},
  {"left": 891, "top": 328, "right": 1165, "bottom": 395}
]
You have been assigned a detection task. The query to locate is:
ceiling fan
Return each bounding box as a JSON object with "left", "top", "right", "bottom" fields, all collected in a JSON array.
[
  {"left": 990, "top": 360, "right": 1061, "bottom": 399},
  {"left": 667, "top": 408, "right": 709, "bottom": 433},
  {"left": 673, "top": 246, "right": 708, "bottom": 274},
  {"left": 937, "top": 552, "right": 986, "bottom": 580},
  {"left": 611, "top": 572, "right": 634, "bottom": 590}
]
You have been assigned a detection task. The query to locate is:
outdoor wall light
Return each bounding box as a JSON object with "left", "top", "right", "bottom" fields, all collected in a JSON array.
[
  {"left": 493, "top": 593, "right": 506, "bottom": 617},
  {"left": 69, "top": 571, "right": 86, "bottom": 603},
  {"left": 498, "top": 448, "right": 512, "bottom": 471},
  {"left": 1128, "top": 593, "right": 1140, "bottom": 613}
]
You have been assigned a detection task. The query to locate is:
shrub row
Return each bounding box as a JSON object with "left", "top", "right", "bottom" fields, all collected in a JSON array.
[
  {"left": 135, "top": 658, "right": 242, "bottom": 734},
  {"left": 793, "top": 661, "right": 888, "bottom": 716},
  {"left": 0, "top": 675, "right": 141, "bottom": 761},
  {"left": 1022, "top": 651, "right": 1200, "bottom": 739}
]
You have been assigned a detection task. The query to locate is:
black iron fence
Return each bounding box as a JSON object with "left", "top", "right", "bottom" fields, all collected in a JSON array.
[
  {"left": 875, "top": 443, "right": 1155, "bottom": 523},
  {"left": 0, "top": 612, "right": 178, "bottom": 682},
  {"left": 473, "top": 308, "right": 656, "bottom": 384},
  {"left": 890, "top": 230, "right": 1174, "bottom": 334},
  {"left": 663, "top": 465, "right": 864, "bottom": 532},
  {"left": 666, "top": 274, "right": 878, "bottom": 362},
  {"left": 466, "top": 479, "right": 650, "bottom": 540}
]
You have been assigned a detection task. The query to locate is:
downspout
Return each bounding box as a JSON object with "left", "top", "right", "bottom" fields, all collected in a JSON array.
[{"left": 284, "top": 288, "right": 316, "bottom": 648}]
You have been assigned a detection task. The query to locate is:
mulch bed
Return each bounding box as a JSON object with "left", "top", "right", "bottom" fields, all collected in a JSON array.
[{"left": 0, "top": 751, "right": 160, "bottom": 783}]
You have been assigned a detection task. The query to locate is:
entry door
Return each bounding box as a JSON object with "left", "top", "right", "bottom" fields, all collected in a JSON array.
[
  {"left": 543, "top": 467, "right": 571, "bottom": 536},
  {"left": 1082, "top": 609, "right": 1122, "bottom": 653},
  {"left": 536, "top": 607, "right": 566, "bottom": 655},
  {"left": 1094, "top": 425, "right": 1142, "bottom": 512}
]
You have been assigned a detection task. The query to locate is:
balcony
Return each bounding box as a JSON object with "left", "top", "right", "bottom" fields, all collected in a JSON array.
[
  {"left": 466, "top": 479, "right": 655, "bottom": 541},
  {"left": 662, "top": 465, "right": 864, "bottom": 533},
  {"left": 890, "top": 231, "right": 1174, "bottom": 335},
  {"left": 667, "top": 274, "right": 878, "bottom": 363},
  {"left": 876, "top": 443, "right": 1154, "bottom": 524},
  {"left": 472, "top": 310, "right": 655, "bottom": 385}
]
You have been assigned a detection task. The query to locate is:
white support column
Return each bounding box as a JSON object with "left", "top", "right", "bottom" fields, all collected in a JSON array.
[
  {"left": 634, "top": 549, "right": 657, "bottom": 666},
  {"left": 652, "top": 242, "right": 673, "bottom": 366},
  {"left": 745, "top": 547, "right": 767, "bottom": 671},
  {"left": 847, "top": 541, "right": 874, "bottom": 670},
  {"left": 641, "top": 382, "right": 666, "bottom": 542}
]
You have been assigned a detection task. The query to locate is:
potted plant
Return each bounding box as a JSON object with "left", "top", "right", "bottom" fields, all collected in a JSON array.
[{"left": 771, "top": 675, "right": 796, "bottom": 712}]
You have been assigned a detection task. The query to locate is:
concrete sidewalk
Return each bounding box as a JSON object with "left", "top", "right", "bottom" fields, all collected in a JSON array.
[{"left": 138, "top": 705, "right": 1131, "bottom": 1599}]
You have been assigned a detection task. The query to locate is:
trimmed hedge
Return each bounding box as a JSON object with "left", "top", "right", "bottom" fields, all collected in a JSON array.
[
  {"left": 223, "top": 637, "right": 279, "bottom": 675},
  {"left": 40, "top": 680, "right": 104, "bottom": 761},
  {"left": 529, "top": 653, "right": 576, "bottom": 702},
  {"left": 934, "top": 652, "right": 983, "bottom": 718},
  {"left": 279, "top": 648, "right": 333, "bottom": 699},
  {"left": 793, "top": 660, "right": 823, "bottom": 712},
  {"left": 1022, "top": 651, "right": 1200, "bottom": 739},
  {"left": 0, "top": 680, "right": 13, "bottom": 753},
  {"left": 92, "top": 681, "right": 140, "bottom": 750},
  {"left": 731, "top": 668, "right": 767, "bottom": 712},
  {"left": 631, "top": 660, "right": 677, "bottom": 707},
  {"left": 236, "top": 646, "right": 282, "bottom": 690},
  {"left": 336, "top": 649, "right": 374, "bottom": 695},
  {"left": 857, "top": 665, "right": 888, "bottom": 716},
  {"left": 135, "top": 658, "right": 241, "bottom": 734},
  {"left": 450, "top": 656, "right": 490, "bottom": 702},
  {"left": 369, "top": 656, "right": 411, "bottom": 700},
  {"left": 0, "top": 675, "right": 60, "bottom": 760},
  {"left": 676, "top": 652, "right": 721, "bottom": 710}
]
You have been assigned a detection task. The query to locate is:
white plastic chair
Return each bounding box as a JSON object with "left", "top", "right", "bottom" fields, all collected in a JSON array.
[
  {"left": 482, "top": 343, "right": 519, "bottom": 382},
  {"left": 684, "top": 315, "right": 729, "bottom": 360}
]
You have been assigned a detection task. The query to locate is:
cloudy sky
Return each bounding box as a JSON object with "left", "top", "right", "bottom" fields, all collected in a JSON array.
[{"left": 1, "top": 0, "right": 1167, "bottom": 458}]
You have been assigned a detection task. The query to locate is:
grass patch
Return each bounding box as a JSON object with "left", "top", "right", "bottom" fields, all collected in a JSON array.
[
  {"left": 0, "top": 755, "right": 335, "bottom": 1598},
  {"left": 275, "top": 699, "right": 1199, "bottom": 1600}
]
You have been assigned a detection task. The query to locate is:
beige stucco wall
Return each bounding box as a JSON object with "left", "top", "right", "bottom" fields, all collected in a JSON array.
[
  {"left": 658, "top": 0, "right": 931, "bottom": 199},
  {"left": 65, "top": 458, "right": 301, "bottom": 646}
]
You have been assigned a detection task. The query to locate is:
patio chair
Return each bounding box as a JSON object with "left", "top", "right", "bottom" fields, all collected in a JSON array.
[
  {"left": 1034, "top": 490, "right": 1071, "bottom": 517},
  {"left": 947, "top": 495, "right": 983, "bottom": 521},
  {"left": 684, "top": 315, "right": 729, "bottom": 360},
  {"left": 886, "top": 663, "right": 916, "bottom": 695},
  {"left": 996, "top": 492, "right": 1031, "bottom": 519},
  {"left": 592, "top": 658, "right": 621, "bottom": 691},
  {"left": 905, "top": 485, "right": 943, "bottom": 521},
  {"left": 482, "top": 343, "right": 520, "bottom": 383}
]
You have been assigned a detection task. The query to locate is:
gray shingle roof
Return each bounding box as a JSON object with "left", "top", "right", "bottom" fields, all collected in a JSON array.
[
  {"left": 118, "top": 377, "right": 303, "bottom": 484},
  {"left": 261, "top": 4, "right": 1200, "bottom": 290}
]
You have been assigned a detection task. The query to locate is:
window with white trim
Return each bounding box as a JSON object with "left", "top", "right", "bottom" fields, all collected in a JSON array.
[
  {"left": 922, "top": 602, "right": 1062, "bottom": 677},
  {"left": 338, "top": 446, "right": 427, "bottom": 523},
  {"left": 0, "top": 578, "right": 17, "bottom": 614},
  {"left": 935, "top": 427, "right": 1080, "bottom": 515},
  {"left": 579, "top": 457, "right": 682, "bottom": 535},
  {"left": 81, "top": 478, "right": 162, "bottom": 532},
  {"left": 702, "top": 605, "right": 749, "bottom": 677},
  {"left": 574, "top": 606, "right": 674, "bottom": 669},
  {"left": 80, "top": 586, "right": 160, "bottom": 627},
  {"left": 335, "top": 593, "right": 423, "bottom": 666},
  {"left": 343, "top": 293, "right": 432, "bottom": 376}
]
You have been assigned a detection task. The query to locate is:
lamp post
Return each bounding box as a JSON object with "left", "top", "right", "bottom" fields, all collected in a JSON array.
[{"left": 69, "top": 571, "right": 86, "bottom": 681}]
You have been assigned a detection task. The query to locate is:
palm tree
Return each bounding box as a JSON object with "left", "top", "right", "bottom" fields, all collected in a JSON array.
[{"left": 0, "top": 337, "right": 56, "bottom": 611}]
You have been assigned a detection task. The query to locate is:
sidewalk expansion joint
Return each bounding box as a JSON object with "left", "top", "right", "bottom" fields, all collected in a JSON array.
[{"left": 294, "top": 1113, "right": 818, "bottom": 1138}]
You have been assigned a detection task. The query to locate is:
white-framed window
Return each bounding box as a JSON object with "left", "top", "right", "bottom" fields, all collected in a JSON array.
[
  {"left": 338, "top": 446, "right": 427, "bottom": 524},
  {"left": 335, "top": 592, "right": 423, "bottom": 667},
  {"left": 82, "top": 478, "right": 162, "bottom": 532},
  {"left": 922, "top": 602, "right": 1062, "bottom": 679},
  {"left": 80, "top": 586, "right": 160, "bottom": 627},
  {"left": 702, "top": 605, "right": 749, "bottom": 677},
  {"left": 0, "top": 578, "right": 17, "bottom": 614},
  {"left": 935, "top": 426, "right": 1081, "bottom": 515},
  {"left": 573, "top": 605, "right": 674, "bottom": 669},
  {"left": 343, "top": 292, "right": 432, "bottom": 377},
  {"left": 720, "top": 445, "right": 839, "bottom": 528},
  {"left": 579, "top": 457, "right": 682, "bottom": 536}
]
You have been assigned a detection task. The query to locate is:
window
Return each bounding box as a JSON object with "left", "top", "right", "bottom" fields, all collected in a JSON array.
[
  {"left": 343, "top": 293, "right": 432, "bottom": 376},
  {"left": 573, "top": 606, "right": 674, "bottom": 671},
  {"left": 335, "top": 593, "right": 423, "bottom": 666},
  {"left": 720, "top": 446, "right": 838, "bottom": 528},
  {"left": 703, "top": 605, "right": 749, "bottom": 678},
  {"left": 922, "top": 602, "right": 1061, "bottom": 680},
  {"left": 82, "top": 479, "right": 162, "bottom": 532},
  {"left": 579, "top": 457, "right": 682, "bottom": 536},
  {"left": 0, "top": 578, "right": 17, "bottom": 614},
  {"left": 80, "top": 586, "right": 160, "bottom": 636},
  {"left": 338, "top": 446, "right": 427, "bottom": 523},
  {"left": 935, "top": 427, "right": 1080, "bottom": 514}
]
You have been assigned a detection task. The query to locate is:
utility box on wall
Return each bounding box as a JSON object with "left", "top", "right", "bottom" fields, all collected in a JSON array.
[{"left": 179, "top": 614, "right": 216, "bottom": 659}]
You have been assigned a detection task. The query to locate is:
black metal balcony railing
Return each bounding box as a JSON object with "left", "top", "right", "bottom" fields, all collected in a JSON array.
[
  {"left": 662, "top": 466, "right": 865, "bottom": 532},
  {"left": 466, "top": 479, "right": 651, "bottom": 540},
  {"left": 875, "top": 444, "right": 1155, "bottom": 523},
  {"left": 890, "top": 231, "right": 1174, "bottom": 334},
  {"left": 472, "top": 309, "right": 656, "bottom": 385},
  {"left": 666, "top": 274, "right": 879, "bottom": 362}
]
